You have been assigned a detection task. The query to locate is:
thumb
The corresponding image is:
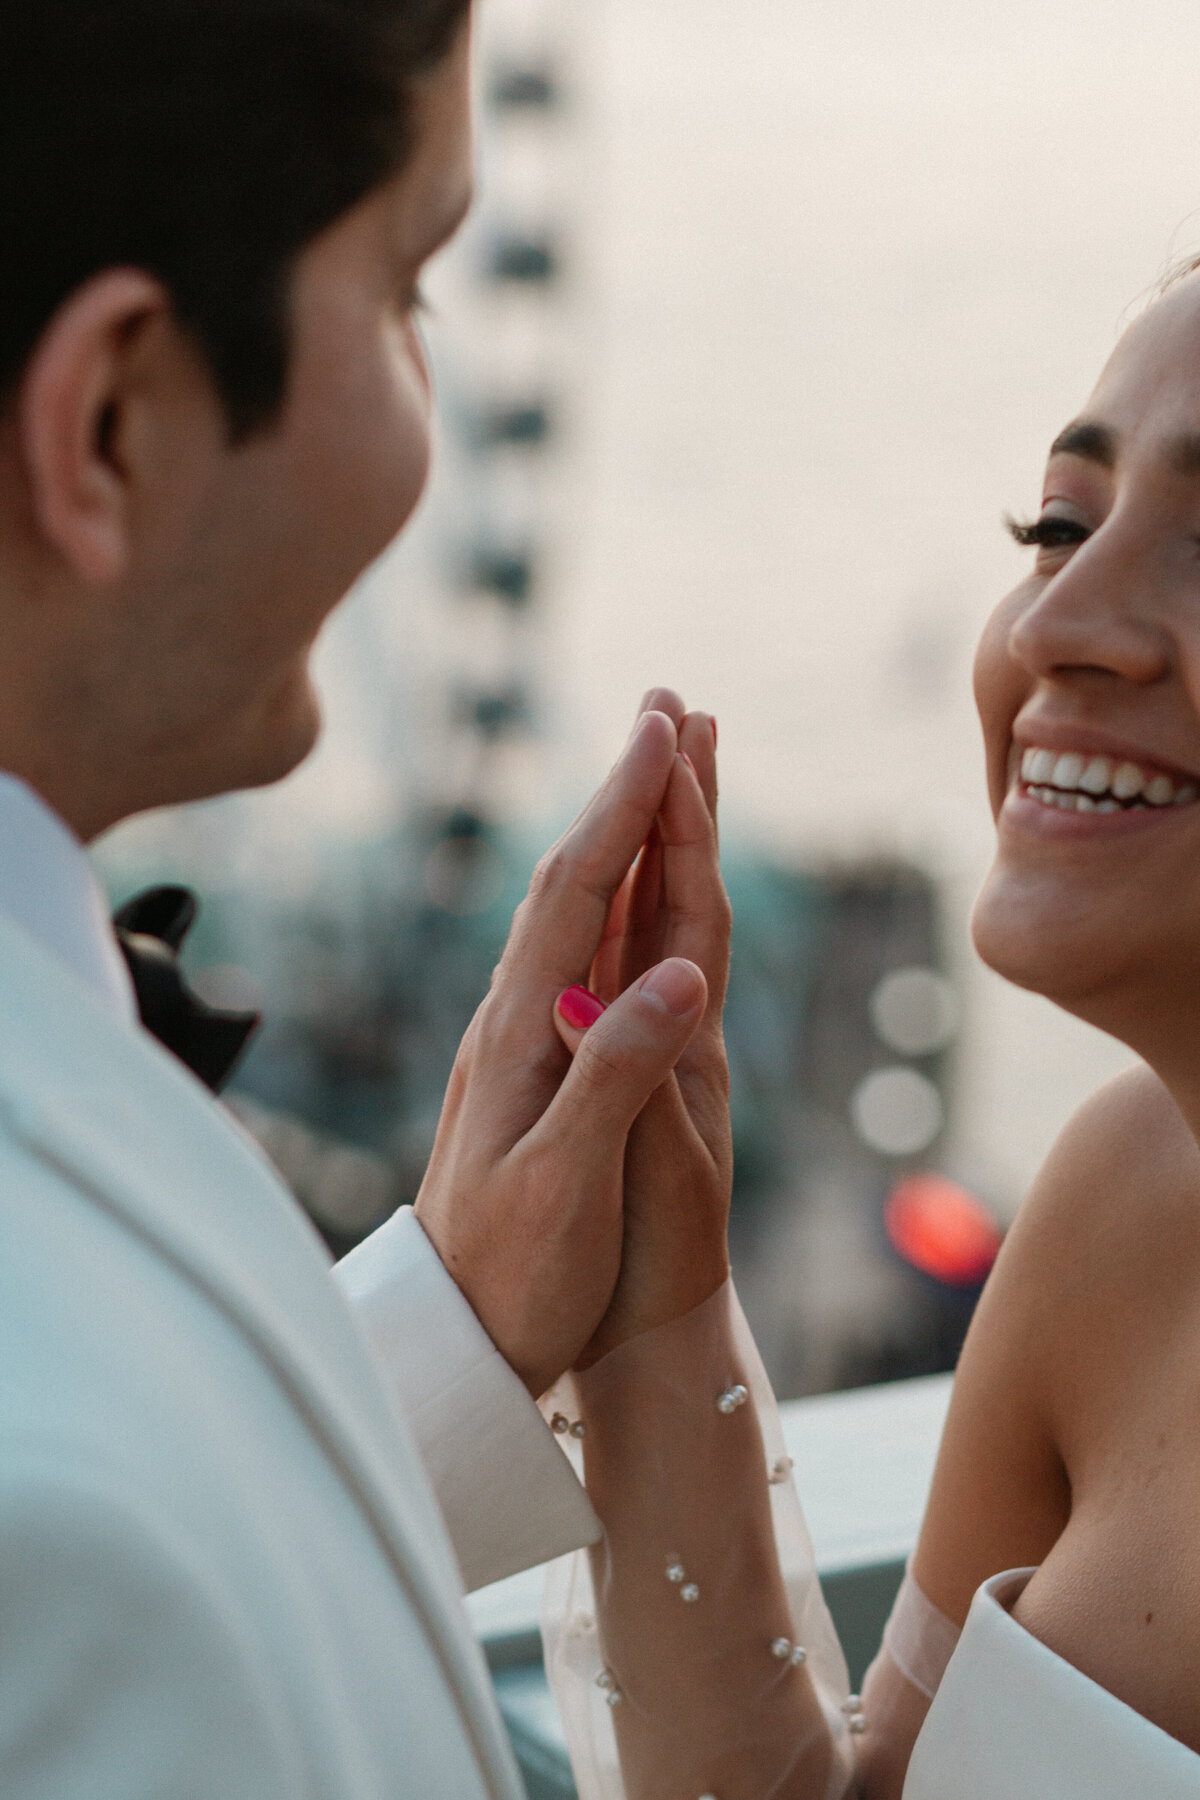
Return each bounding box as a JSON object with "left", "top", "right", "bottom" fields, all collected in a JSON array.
[{"left": 541, "top": 958, "right": 707, "bottom": 1145}]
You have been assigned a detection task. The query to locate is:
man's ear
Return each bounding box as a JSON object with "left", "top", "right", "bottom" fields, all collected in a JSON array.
[{"left": 17, "top": 269, "right": 171, "bottom": 584}]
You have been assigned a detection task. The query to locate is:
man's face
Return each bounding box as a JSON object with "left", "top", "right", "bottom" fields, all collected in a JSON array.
[{"left": 120, "top": 26, "right": 474, "bottom": 809}]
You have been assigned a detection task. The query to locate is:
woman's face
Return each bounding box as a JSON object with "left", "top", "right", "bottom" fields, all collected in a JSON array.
[{"left": 972, "top": 269, "right": 1200, "bottom": 1040}]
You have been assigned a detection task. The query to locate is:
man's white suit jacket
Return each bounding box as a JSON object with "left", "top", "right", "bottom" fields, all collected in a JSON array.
[{"left": 0, "top": 910, "right": 599, "bottom": 1798}]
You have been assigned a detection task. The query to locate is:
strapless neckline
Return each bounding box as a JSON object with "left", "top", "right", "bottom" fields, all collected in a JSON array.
[{"left": 901, "top": 1568, "right": 1200, "bottom": 1798}]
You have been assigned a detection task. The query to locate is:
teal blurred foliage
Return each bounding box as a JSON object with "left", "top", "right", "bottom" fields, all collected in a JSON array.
[
  {"left": 115, "top": 824, "right": 830, "bottom": 1230},
  {"left": 105, "top": 821, "right": 965, "bottom": 1395}
]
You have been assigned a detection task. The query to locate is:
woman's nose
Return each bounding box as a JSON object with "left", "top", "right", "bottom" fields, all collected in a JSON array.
[{"left": 1007, "top": 537, "right": 1171, "bottom": 687}]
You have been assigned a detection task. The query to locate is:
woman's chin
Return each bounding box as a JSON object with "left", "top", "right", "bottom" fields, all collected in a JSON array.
[{"left": 970, "top": 866, "right": 1124, "bottom": 1009}]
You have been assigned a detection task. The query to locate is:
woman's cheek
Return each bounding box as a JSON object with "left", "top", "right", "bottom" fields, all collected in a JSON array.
[{"left": 973, "top": 584, "right": 1038, "bottom": 817}]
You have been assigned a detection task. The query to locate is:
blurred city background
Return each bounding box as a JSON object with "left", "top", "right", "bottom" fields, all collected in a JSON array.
[{"left": 95, "top": 0, "right": 1200, "bottom": 1397}]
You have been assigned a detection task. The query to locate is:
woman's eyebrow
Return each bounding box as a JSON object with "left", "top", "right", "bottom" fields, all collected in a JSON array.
[
  {"left": 1048, "top": 419, "right": 1200, "bottom": 477},
  {"left": 1048, "top": 420, "right": 1117, "bottom": 466}
]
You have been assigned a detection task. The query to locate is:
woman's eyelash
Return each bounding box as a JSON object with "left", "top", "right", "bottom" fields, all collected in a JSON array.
[{"left": 1004, "top": 513, "right": 1091, "bottom": 550}]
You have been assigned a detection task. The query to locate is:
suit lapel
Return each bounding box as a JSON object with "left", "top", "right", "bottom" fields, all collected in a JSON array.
[{"left": 0, "top": 912, "right": 522, "bottom": 1800}]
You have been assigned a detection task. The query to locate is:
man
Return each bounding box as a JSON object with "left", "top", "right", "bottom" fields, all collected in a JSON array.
[{"left": 0, "top": 4, "right": 719, "bottom": 1794}]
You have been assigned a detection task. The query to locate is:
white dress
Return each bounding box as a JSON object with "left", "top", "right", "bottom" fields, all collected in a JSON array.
[{"left": 905, "top": 1569, "right": 1200, "bottom": 1798}]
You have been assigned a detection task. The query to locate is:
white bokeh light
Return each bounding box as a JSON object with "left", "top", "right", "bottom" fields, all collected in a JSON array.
[
  {"left": 851, "top": 1066, "right": 944, "bottom": 1157},
  {"left": 870, "top": 967, "right": 960, "bottom": 1057}
]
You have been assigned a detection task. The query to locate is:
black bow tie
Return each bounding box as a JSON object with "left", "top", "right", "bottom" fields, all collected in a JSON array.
[{"left": 113, "top": 886, "right": 260, "bottom": 1094}]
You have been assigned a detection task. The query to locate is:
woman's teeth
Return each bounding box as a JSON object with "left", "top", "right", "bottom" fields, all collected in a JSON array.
[{"left": 1019, "top": 747, "right": 1198, "bottom": 812}]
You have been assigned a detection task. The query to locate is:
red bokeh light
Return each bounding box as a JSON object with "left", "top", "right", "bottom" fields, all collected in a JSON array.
[{"left": 884, "top": 1173, "right": 1002, "bottom": 1288}]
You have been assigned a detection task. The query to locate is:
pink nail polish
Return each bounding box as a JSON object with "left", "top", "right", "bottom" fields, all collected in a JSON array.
[
  {"left": 710, "top": 716, "right": 718, "bottom": 749},
  {"left": 680, "top": 751, "right": 697, "bottom": 777},
  {"left": 557, "top": 985, "right": 607, "bottom": 1030}
]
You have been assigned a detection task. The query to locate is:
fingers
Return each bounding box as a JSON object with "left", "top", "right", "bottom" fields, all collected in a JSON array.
[
  {"left": 656, "top": 752, "right": 732, "bottom": 1020},
  {"left": 589, "top": 684, "right": 692, "bottom": 1000},
  {"left": 590, "top": 865, "right": 636, "bottom": 1003},
  {"left": 637, "top": 687, "right": 687, "bottom": 732},
  {"left": 539, "top": 957, "right": 707, "bottom": 1149},
  {"left": 497, "top": 707, "right": 678, "bottom": 1004},
  {"left": 613, "top": 712, "right": 717, "bottom": 994},
  {"left": 677, "top": 710, "right": 717, "bottom": 827},
  {"left": 617, "top": 824, "right": 666, "bottom": 991}
]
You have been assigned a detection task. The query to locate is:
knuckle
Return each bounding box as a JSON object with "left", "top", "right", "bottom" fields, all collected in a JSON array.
[
  {"left": 450, "top": 1000, "right": 489, "bottom": 1077},
  {"left": 575, "top": 1034, "right": 630, "bottom": 1095},
  {"left": 670, "top": 896, "right": 716, "bottom": 930},
  {"left": 530, "top": 846, "right": 570, "bottom": 899},
  {"left": 528, "top": 840, "right": 610, "bottom": 909}
]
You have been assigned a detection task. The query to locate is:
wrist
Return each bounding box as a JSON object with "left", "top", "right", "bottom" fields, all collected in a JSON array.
[{"left": 575, "top": 1248, "right": 731, "bottom": 1370}]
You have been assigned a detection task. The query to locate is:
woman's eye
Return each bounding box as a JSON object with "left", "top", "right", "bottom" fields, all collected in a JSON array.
[{"left": 1005, "top": 512, "right": 1092, "bottom": 551}]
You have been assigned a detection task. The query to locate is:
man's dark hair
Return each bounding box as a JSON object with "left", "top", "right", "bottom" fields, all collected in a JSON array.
[{"left": 0, "top": 0, "right": 470, "bottom": 438}]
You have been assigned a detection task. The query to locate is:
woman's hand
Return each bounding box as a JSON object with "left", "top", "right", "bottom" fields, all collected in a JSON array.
[
  {"left": 414, "top": 705, "right": 710, "bottom": 1399},
  {"left": 554, "top": 690, "right": 734, "bottom": 1366}
]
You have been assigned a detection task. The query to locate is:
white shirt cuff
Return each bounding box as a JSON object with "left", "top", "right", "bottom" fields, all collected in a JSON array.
[{"left": 334, "top": 1205, "right": 600, "bottom": 1593}]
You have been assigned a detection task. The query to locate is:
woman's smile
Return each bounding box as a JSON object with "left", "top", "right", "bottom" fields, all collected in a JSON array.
[
  {"left": 1000, "top": 735, "right": 1200, "bottom": 839},
  {"left": 1019, "top": 745, "right": 1196, "bottom": 811}
]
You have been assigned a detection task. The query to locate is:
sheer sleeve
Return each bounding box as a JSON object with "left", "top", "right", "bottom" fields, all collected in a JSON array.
[
  {"left": 539, "top": 1279, "right": 857, "bottom": 1800},
  {"left": 853, "top": 1569, "right": 960, "bottom": 1799}
]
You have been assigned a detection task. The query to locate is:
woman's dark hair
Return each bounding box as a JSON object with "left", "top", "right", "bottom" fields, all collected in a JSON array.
[{"left": 0, "top": 0, "right": 470, "bottom": 438}]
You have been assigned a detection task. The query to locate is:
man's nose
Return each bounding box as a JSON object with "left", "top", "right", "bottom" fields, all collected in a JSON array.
[{"left": 1007, "top": 533, "right": 1171, "bottom": 687}]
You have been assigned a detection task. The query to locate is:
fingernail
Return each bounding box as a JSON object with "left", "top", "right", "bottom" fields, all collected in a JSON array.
[
  {"left": 710, "top": 716, "right": 718, "bottom": 748},
  {"left": 679, "top": 751, "right": 697, "bottom": 777},
  {"left": 637, "top": 958, "right": 703, "bottom": 1017},
  {"left": 557, "top": 985, "right": 607, "bottom": 1031}
]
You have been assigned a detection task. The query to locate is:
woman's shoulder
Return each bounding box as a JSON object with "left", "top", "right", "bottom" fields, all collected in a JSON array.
[
  {"left": 913, "top": 1062, "right": 1200, "bottom": 1623},
  {"left": 971, "top": 1060, "right": 1200, "bottom": 1363},
  {"left": 1004, "top": 1061, "right": 1200, "bottom": 1337},
  {"left": 1021, "top": 1061, "right": 1200, "bottom": 1241},
  {"left": 1012, "top": 1060, "right": 1200, "bottom": 1429}
]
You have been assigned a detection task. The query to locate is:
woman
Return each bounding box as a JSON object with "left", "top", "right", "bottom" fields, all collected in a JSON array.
[{"left": 539, "top": 260, "right": 1200, "bottom": 1796}]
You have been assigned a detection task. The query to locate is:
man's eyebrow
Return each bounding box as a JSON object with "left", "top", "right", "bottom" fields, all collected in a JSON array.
[{"left": 1048, "top": 420, "right": 1117, "bottom": 466}]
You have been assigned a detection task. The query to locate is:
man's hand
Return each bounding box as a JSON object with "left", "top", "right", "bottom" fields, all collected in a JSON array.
[
  {"left": 414, "top": 706, "right": 708, "bottom": 1398},
  {"left": 553, "top": 692, "right": 734, "bottom": 1365}
]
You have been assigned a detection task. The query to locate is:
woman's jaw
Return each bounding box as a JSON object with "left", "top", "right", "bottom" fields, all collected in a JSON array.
[{"left": 974, "top": 717, "right": 1200, "bottom": 1011}]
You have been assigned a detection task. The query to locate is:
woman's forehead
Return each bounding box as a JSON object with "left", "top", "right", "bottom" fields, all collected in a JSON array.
[{"left": 1082, "top": 272, "right": 1200, "bottom": 444}]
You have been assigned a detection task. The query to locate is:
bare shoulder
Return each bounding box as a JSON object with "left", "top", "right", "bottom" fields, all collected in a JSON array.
[
  {"left": 913, "top": 1061, "right": 1200, "bottom": 1622},
  {"left": 1015, "top": 1060, "right": 1200, "bottom": 1254}
]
